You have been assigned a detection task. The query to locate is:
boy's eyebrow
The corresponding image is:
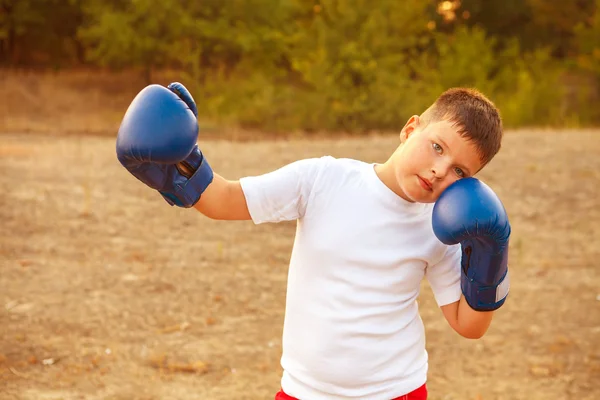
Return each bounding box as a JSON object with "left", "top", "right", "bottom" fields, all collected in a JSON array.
[{"left": 437, "top": 136, "right": 472, "bottom": 175}]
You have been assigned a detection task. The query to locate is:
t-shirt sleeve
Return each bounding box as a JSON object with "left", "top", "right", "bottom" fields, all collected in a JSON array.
[
  {"left": 425, "top": 244, "right": 462, "bottom": 307},
  {"left": 239, "top": 157, "right": 328, "bottom": 224}
]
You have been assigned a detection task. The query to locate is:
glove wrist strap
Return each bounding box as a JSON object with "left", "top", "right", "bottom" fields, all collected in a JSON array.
[
  {"left": 462, "top": 269, "right": 510, "bottom": 311},
  {"left": 185, "top": 157, "right": 214, "bottom": 203},
  {"left": 160, "top": 155, "right": 214, "bottom": 208}
]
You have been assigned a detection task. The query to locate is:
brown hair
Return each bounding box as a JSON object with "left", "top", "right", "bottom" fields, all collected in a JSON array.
[{"left": 420, "top": 88, "right": 503, "bottom": 167}]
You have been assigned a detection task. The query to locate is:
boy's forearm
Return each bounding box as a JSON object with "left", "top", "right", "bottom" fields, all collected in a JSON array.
[
  {"left": 442, "top": 295, "right": 494, "bottom": 339},
  {"left": 457, "top": 295, "right": 494, "bottom": 338},
  {"left": 193, "top": 173, "right": 251, "bottom": 220},
  {"left": 193, "top": 172, "right": 226, "bottom": 217}
]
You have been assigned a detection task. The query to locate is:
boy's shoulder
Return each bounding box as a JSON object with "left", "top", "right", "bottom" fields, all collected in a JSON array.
[
  {"left": 312, "top": 155, "right": 370, "bottom": 173},
  {"left": 293, "top": 156, "right": 373, "bottom": 196},
  {"left": 308, "top": 156, "right": 373, "bottom": 183},
  {"left": 312, "top": 156, "right": 410, "bottom": 206}
]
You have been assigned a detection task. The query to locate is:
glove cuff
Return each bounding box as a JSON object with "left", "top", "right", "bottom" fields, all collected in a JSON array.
[
  {"left": 184, "top": 156, "right": 214, "bottom": 206},
  {"left": 159, "top": 153, "right": 214, "bottom": 208},
  {"left": 461, "top": 269, "right": 510, "bottom": 311}
]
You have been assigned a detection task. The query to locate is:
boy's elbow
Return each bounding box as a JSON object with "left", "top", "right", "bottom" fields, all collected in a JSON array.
[
  {"left": 456, "top": 325, "right": 488, "bottom": 340},
  {"left": 459, "top": 331, "right": 485, "bottom": 340}
]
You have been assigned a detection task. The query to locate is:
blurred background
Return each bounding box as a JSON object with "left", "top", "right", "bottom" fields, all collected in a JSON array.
[
  {"left": 1, "top": 1, "right": 600, "bottom": 400},
  {"left": 1, "top": 0, "right": 600, "bottom": 135}
]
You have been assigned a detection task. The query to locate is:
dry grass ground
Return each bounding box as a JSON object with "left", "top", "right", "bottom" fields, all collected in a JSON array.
[
  {"left": 0, "top": 128, "right": 599, "bottom": 400},
  {"left": 0, "top": 69, "right": 141, "bottom": 136},
  {"left": 0, "top": 69, "right": 273, "bottom": 140}
]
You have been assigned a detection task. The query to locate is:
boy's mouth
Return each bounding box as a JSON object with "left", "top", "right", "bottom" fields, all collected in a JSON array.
[{"left": 417, "top": 175, "right": 433, "bottom": 191}]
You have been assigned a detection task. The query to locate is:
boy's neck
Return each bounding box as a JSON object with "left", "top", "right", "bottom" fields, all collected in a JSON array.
[{"left": 373, "top": 159, "right": 414, "bottom": 203}]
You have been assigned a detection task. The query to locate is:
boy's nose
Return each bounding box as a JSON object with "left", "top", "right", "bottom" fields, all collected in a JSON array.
[{"left": 431, "top": 161, "right": 450, "bottom": 178}]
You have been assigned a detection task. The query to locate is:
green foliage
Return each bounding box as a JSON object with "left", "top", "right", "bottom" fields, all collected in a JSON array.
[
  {"left": 495, "top": 48, "right": 566, "bottom": 127},
  {"left": 0, "top": 0, "right": 84, "bottom": 65},
  {"left": 2, "top": 0, "right": 599, "bottom": 130},
  {"left": 410, "top": 26, "right": 501, "bottom": 111},
  {"left": 569, "top": 0, "right": 600, "bottom": 123},
  {"left": 77, "top": 0, "right": 197, "bottom": 81},
  {"left": 411, "top": 25, "right": 566, "bottom": 127},
  {"left": 574, "top": 0, "right": 600, "bottom": 76},
  {"left": 227, "top": 0, "right": 433, "bottom": 132},
  {"left": 526, "top": 0, "right": 596, "bottom": 57}
]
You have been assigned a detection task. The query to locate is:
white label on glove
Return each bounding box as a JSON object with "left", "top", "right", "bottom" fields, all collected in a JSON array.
[{"left": 495, "top": 270, "right": 510, "bottom": 302}]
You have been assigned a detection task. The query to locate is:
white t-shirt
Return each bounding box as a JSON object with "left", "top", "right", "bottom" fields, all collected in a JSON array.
[{"left": 239, "top": 156, "right": 461, "bottom": 400}]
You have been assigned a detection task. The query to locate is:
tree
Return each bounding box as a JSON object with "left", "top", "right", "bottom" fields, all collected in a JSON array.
[
  {"left": 77, "top": 0, "right": 195, "bottom": 82},
  {"left": 280, "top": 0, "right": 433, "bottom": 131},
  {"left": 0, "top": 0, "right": 86, "bottom": 66},
  {"left": 574, "top": 0, "right": 600, "bottom": 75},
  {"left": 455, "top": 0, "right": 595, "bottom": 57}
]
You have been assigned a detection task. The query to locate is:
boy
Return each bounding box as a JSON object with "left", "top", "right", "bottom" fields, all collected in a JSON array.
[{"left": 116, "top": 83, "right": 510, "bottom": 400}]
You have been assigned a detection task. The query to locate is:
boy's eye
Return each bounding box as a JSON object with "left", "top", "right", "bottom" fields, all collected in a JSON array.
[
  {"left": 432, "top": 143, "right": 442, "bottom": 153},
  {"left": 454, "top": 167, "right": 465, "bottom": 177}
]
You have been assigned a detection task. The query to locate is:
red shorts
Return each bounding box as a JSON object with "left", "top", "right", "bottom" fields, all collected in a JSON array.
[{"left": 275, "top": 383, "right": 427, "bottom": 400}]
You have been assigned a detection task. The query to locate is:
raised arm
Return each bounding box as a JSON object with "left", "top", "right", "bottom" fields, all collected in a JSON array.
[{"left": 116, "top": 82, "right": 250, "bottom": 220}]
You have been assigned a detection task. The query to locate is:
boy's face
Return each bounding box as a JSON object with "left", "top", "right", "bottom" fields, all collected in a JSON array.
[{"left": 392, "top": 115, "right": 483, "bottom": 203}]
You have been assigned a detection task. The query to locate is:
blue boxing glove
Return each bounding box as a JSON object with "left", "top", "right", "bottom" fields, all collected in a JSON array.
[
  {"left": 432, "top": 178, "right": 511, "bottom": 311},
  {"left": 116, "top": 82, "right": 213, "bottom": 208}
]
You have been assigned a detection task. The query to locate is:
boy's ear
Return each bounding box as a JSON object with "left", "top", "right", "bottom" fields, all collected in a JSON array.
[{"left": 400, "top": 115, "right": 420, "bottom": 143}]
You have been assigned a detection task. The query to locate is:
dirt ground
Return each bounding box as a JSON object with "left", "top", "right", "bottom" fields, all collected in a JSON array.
[{"left": 0, "top": 129, "right": 599, "bottom": 400}]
